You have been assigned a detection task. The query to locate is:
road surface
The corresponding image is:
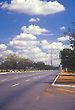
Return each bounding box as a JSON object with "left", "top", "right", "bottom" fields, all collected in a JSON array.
[{"left": 0, "top": 70, "right": 75, "bottom": 110}]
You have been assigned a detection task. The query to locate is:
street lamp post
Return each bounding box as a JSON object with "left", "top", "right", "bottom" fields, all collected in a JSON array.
[{"left": 50, "top": 48, "right": 52, "bottom": 66}]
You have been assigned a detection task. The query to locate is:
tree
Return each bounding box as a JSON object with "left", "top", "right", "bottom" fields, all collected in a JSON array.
[
  {"left": 64, "top": 24, "right": 75, "bottom": 50},
  {"left": 4, "top": 54, "right": 19, "bottom": 71},
  {"left": 61, "top": 23, "right": 75, "bottom": 72},
  {"left": 17, "top": 58, "right": 33, "bottom": 71},
  {"left": 0, "top": 54, "right": 34, "bottom": 71},
  {"left": 35, "top": 62, "right": 45, "bottom": 70},
  {"left": 70, "top": 33, "right": 75, "bottom": 50},
  {"left": 60, "top": 49, "right": 75, "bottom": 72}
]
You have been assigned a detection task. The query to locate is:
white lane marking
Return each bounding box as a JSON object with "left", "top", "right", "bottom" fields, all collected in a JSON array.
[
  {"left": 0, "top": 72, "right": 9, "bottom": 75},
  {"left": 25, "top": 79, "right": 30, "bottom": 82},
  {"left": 1, "top": 79, "right": 7, "bottom": 82},
  {"left": 52, "top": 73, "right": 61, "bottom": 86},
  {"left": 11, "top": 83, "right": 19, "bottom": 87},
  {"left": 32, "top": 76, "right": 41, "bottom": 79},
  {"left": 32, "top": 74, "right": 49, "bottom": 80},
  {"left": 32, "top": 75, "right": 48, "bottom": 80},
  {"left": 53, "top": 84, "right": 75, "bottom": 88}
]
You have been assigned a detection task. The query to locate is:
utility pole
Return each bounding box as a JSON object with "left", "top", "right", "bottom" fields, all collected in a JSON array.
[
  {"left": 50, "top": 48, "right": 60, "bottom": 67},
  {"left": 50, "top": 49, "right": 52, "bottom": 66}
]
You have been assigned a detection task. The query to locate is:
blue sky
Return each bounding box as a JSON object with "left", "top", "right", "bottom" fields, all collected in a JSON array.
[{"left": 0, "top": 0, "right": 75, "bottom": 66}]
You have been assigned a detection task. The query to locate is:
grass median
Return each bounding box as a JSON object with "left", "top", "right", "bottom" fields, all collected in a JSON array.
[{"left": 56, "top": 70, "right": 75, "bottom": 85}]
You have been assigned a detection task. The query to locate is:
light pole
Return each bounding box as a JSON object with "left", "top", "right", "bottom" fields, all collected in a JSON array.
[
  {"left": 50, "top": 48, "right": 60, "bottom": 67},
  {"left": 50, "top": 48, "right": 52, "bottom": 66}
]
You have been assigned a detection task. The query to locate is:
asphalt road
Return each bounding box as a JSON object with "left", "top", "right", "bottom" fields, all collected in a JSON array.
[{"left": 0, "top": 70, "right": 75, "bottom": 110}]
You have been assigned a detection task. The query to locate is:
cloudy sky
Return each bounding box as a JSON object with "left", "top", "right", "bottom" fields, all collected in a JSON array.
[{"left": 0, "top": 0, "right": 75, "bottom": 66}]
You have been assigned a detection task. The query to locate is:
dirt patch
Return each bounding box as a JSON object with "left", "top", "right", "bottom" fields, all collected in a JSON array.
[{"left": 42, "top": 86, "right": 75, "bottom": 97}]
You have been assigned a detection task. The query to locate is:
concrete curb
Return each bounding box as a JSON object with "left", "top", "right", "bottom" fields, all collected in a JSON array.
[
  {"left": 53, "top": 84, "right": 75, "bottom": 88},
  {"left": 52, "top": 72, "right": 61, "bottom": 86}
]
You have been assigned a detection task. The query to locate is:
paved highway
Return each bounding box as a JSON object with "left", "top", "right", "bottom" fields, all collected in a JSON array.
[{"left": 0, "top": 70, "right": 75, "bottom": 110}]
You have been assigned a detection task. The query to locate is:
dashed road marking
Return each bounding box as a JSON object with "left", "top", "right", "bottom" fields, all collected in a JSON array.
[
  {"left": 11, "top": 83, "right": 19, "bottom": 87},
  {"left": 25, "top": 79, "right": 30, "bottom": 82},
  {"left": 0, "top": 72, "right": 9, "bottom": 75}
]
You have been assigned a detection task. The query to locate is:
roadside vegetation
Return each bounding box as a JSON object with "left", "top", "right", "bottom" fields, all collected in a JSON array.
[
  {"left": 60, "top": 23, "right": 75, "bottom": 73},
  {"left": 60, "top": 49, "right": 75, "bottom": 73},
  {"left": 0, "top": 54, "right": 57, "bottom": 72}
]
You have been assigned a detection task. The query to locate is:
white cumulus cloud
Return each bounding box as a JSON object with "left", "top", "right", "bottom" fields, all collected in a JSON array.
[
  {"left": 21, "top": 25, "right": 49, "bottom": 35},
  {"left": 2, "top": 50, "right": 14, "bottom": 56},
  {"left": 57, "top": 35, "right": 69, "bottom": 42},
  {"left": 1, "top": 0, "right": 65, "bottom": 15},
  {"left": 29, "top": 18, "right": 40, "bottom": 22},
  {"left": 0, "top": 24, "right": 68, "bottom": 66},
  {"left": 8, "top": 25, "right": 64, "bottom": 66},
  {"left": 41, "top": 40, "right": 64, "bottom": 50},
  {"left": 0, "top": 44, "right": 7, "bottom": 51},
  {"left": 60, "top": 26, "right": 66, "bottom": 30},
  {"left": 9, "top": 33, "right": 39, "bottom": 49},
  {"left": 14, "top": 33, "right": 37, "bottom": 40},
  {"left": 50, "top": 42, "right": 64, "bottom": 50}
]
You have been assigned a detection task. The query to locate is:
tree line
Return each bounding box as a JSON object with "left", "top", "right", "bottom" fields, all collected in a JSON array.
[{"left": 0, "top": 54, "right": 55, "bottom": 72}]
